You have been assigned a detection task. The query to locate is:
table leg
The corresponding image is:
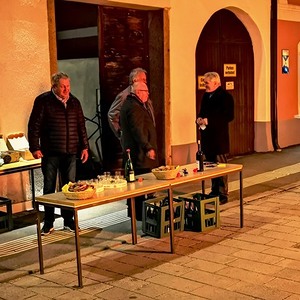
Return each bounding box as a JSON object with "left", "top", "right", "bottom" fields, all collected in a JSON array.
[
  {"left": 73, "top": 210, "right": 83, "bottom": 288},
  {"left": 201, "top": 180, "right": 205, "bottom": 194},
  {"left": 130, "top": 197, "right": 137, "bottom": 244},
  {"left": 30, "top": 169, "right": 36, "bottom": 207},
  {"left": 168, "top": 188, "right": 175, "bottom": 253},
  {"left": 35, "top": 204, "right": 44, "bottom": 274},
  {"left": 239, "top": 171, "right": 243, "bottom": 228}
]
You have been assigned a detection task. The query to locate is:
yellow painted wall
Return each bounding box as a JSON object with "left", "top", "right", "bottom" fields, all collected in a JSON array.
[
  {"left": 0, "top": 0, "right": 51, "bottom": 135},
  {"left": 0, "top": 0, "right": 50, "bottom": 211},
  {"left": 169, "top": 0, "right": 271, "bottom": 146}
]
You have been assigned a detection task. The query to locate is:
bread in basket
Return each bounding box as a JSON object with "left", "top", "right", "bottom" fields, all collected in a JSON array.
[
  {"left": 152, "top": 165, "right": 180, "bottom": 180},
  {"left": 62, "top": 182, "right": 96, "bottom": 200}
]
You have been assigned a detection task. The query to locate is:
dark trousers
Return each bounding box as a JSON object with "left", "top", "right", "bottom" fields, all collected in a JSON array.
[
  {"left": 205, "top": 153, "right": 228, "bottom": 196},
  {"left": 41, "top": 154, "right": 76, "bottom": 224},
  {"left": 127, "top": 168, "right": 152, "bottom": 221}
]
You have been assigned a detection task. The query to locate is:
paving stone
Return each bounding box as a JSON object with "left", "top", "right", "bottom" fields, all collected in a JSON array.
[
  {"left": 266, "top": 239, "right": 298, "bottom": 249},
  {"left": 273, "top": 267, "right": 300, "bottom": 282},
  {"left": 261, "top": 231, "right": 300, "bottom": 243},
  {"left": 95, "top": 286, "right": 153, "bottom": 299},
  {"left": 152, "top": 262, "right": 193, "bottom": 276},
  {"left": 232, "top": 249, "right": 284, "bottom": 264},
  {"left": 146, "top": 273, "right": 205, "bottom": 292},
  {"left": 0, "top": 282, "right": 37, "bottom": 300},
  {"left": 232, "top": 232, "right": 274, "bottom": 245},
  {"left": 192, "top": 283, "right": 258, "bottom": 300},
  {"left": 265, "top": 277, "right": 300, "bottom": 294},
  {"left": 26, "top": 280, "right": 72, "bottom": 298},
  {"left": 156, "top": 289, "right": 206, "bottom": 299},
  {"left": 216, "top": 266, "right": 275, "bottom": 285},
  {"left": 183, "top": 258, "right": 227, "bottom": 273},
  {"left": 227, "top": 257, "right": 283, "bottom": 275},
  {"left": 181, "top": 269, "right": 240, "bottom": 289},
  {"left": 189, "top": 248, "right": 238, "bottom": 264},
  {"left": 262, "top": 247, "right": 300, "bottom": 260},
  {"left": 227, "top": 281, "right": 291, "bottom": 299}
]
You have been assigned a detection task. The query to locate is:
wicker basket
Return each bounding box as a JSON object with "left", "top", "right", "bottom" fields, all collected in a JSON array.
[
  {"left": 152, "top": 165, "right": 180, "bottom": 180},
  {"left": 62, "top": 184, "right": 96, "bottom": 200}
]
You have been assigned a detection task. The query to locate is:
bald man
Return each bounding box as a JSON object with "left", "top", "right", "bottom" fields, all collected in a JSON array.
[{"left": 120, "top": 81, "right": 158, "bottom": 220}]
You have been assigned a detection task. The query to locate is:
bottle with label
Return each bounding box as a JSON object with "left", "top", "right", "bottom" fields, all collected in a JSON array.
[
  {"left": 125, "top": 149, "right": 135, "bottom": 182},
  {"left": 196, "top": 139, "right": 204, "bottom": 172}
]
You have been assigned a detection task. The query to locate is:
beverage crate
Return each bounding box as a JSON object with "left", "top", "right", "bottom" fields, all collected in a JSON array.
[
  {"left": 142, "top": 196, "right": 184, "bottom": 238},
  {"left": 177, "top": 192, "right": 220, "bottom": 232}
]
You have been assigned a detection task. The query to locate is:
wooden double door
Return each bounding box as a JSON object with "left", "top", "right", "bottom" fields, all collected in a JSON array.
[{"left": 196, "top": 9, "right": 254, "bottom": 156}]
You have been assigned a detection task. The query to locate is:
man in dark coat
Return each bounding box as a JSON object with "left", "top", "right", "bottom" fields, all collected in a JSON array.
[
  {"left": 28, "top": 72, "right": 89, "bottom": 235},
  {"left": 196, "top": 72, "right": 234, "bottom": 204},
  {"left": 120, "top": 81, "right": 158, "bottom": 219},
  {"left": 108, "top": 68, "right": 155, "bottom": 140}
]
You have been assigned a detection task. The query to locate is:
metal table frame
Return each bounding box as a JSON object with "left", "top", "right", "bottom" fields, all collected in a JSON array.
[{"left": 35, "top": 163, "right": 243, "bottom": 288}]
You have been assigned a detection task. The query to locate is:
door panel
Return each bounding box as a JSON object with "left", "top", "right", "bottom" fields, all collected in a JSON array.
[{"left": 196, "top": 9, "right": 254, "bottom": 156}]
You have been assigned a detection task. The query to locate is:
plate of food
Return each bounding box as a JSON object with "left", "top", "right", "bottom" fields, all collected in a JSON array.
[
  {"left": 62, "top": 182, "right": 97, "bottom": 200},
  {"left": 152, "top": 165, "right": 180, "bottom": 180}
]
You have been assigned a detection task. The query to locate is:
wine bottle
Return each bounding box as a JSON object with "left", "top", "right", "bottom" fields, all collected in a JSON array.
[
  {"left": 196, "top": 140, "right": 204, "bottom": 172},
  {"left": 125, "top": 149, "right": 135, "bottom": 182}
]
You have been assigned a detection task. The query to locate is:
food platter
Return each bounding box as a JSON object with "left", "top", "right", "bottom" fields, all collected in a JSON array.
[
  {"left": 152, "top": 165, "right": 180, "bottom": 180},
  {"left": 62, "top": 182, "right": 96, "bottom": 200}
]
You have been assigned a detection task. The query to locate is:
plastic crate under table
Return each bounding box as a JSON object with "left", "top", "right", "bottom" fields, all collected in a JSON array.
[
  {"left": 142, "top": 196, "right": 184, "bottom": 238},
  {"left": 177, "top": 192, "right": 220, "bottom": 232}
]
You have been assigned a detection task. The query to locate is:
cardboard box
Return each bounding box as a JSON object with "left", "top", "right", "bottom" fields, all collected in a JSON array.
[
  {"left": 0, "top": 134, "right": 20, "bottom": 163},
  {"left": 0, "top": 134, "right": 8, "bottom": 151},
  {"left": 6, "top": 133, "right": 34, "bottom": 160},
  {"left": 19, "top": 150, "right": 34, "bottom": 160}
]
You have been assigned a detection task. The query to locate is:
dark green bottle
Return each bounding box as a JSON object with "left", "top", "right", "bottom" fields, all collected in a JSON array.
[
  {"left": 196, "top": 140, "right": 204, "bottom": 172},
  {"left": 125, "top": 149, "right": 135, "bottom": 182}
]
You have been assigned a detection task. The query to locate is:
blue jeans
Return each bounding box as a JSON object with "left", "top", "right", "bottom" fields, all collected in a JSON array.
[{"left": 41, "top": 154, "right": 76, "bottom": 225}]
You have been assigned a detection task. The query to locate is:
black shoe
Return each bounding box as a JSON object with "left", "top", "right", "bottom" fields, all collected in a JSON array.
[
  {"left": 219, "top": 195, "right": 228, "bottom": 205},
  {"left": 208, "top": 191, "right": 219, "bottom": 197},
  {"left": 41, "top": 223, "right": 54, "bottom": 236},
  {"left": 63, "top": 220, "right": 80, "bottom": 233}
]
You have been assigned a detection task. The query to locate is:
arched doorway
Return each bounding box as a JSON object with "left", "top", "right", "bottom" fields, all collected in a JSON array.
[{"left": 196, "top": 9, "right": 254, "bottom": 156}]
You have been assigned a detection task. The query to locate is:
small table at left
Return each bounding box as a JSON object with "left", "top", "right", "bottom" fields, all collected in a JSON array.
[{"left": 0, "top": 159, "right": 41, "bottom": 208}]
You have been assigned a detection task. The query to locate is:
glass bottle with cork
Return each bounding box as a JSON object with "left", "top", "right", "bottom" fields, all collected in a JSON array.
[
  {"left": 196, "top": 139, "right": 204, "bottom": 172},
  {"left": 125, "top": 149, "right": 135, "bottom": 182}
]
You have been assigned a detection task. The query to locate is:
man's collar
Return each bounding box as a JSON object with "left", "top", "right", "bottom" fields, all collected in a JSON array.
[{"left": 52, "top": 89, "right": 69, "bottom": 103}]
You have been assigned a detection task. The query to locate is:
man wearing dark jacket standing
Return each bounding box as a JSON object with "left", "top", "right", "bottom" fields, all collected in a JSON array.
[
  {"left": 28, "top": 72, "right": 89, "bottom": 235},
  {"left": 120, "top": 81, "right": 158, "bottom": 220},
  {"left": 196, "top": 72, "right": 234, "bottom": 204}
]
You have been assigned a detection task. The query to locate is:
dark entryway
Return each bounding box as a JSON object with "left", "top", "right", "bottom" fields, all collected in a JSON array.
[
  {"left": 196, "top": 9, "right": 254, "bottom": 156},
  {"left": 55, "top": 1, "right": 165, "bottom": 172}
]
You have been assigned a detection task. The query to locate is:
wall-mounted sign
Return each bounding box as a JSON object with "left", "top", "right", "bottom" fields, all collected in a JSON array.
[
  {"left": 224, "top": 64, "right": 236, "bottom": 77},
  {"left": 226, "top": 81, "right": 234, "bottom": 90},
  {"left": 282, "top": 49, "right": 289, "bottom": 74},
  {"left": 198, "top": 75, "right": 205, "bottom": 90}
]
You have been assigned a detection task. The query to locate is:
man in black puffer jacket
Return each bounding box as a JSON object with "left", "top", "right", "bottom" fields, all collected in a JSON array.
[{"left": 28, "top": 72, "right": 89, "bottom": 235}]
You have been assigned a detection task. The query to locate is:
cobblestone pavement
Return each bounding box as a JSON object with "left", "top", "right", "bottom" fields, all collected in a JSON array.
[{"left": 1, "top": 146, "right": 300, "bottom": 299}]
